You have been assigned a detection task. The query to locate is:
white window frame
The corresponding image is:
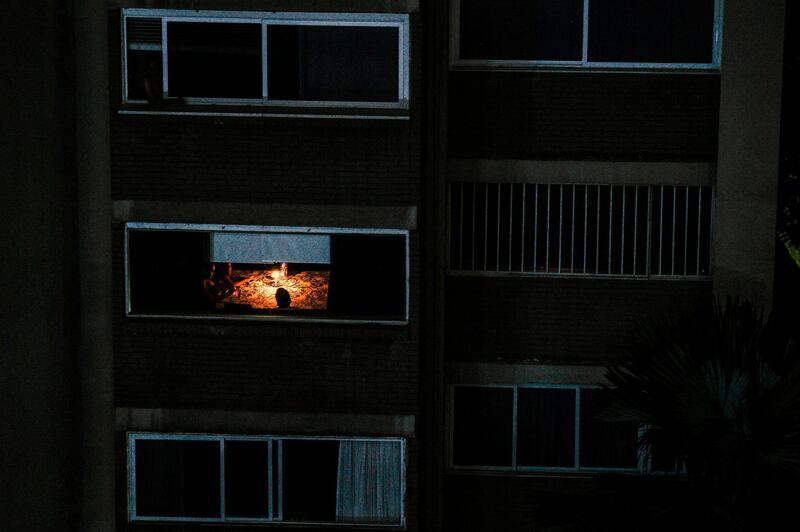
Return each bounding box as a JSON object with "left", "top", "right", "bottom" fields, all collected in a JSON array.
[
  {"left": 122, "top": 9, "right": 410, "bottom": 109},
  {"left": 124, "top": 222, "right": 411, "bottom": 325},
  {"left": 447, "top": 384, "right": 645, "bottom": 474},
  {"left": 450, "top": 0, "right": 724, "bottom": 71},
  {"left": 127, "top": 432, "right": 407, "bottom": 527}
]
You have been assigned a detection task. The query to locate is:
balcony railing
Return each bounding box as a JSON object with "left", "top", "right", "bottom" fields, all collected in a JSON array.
[{"left": 449, "top": 183, "right": 713, "bottom": 279}]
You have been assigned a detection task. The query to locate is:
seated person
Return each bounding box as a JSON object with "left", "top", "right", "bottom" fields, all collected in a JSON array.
[
  {"left": 203, "top": 262, "right": 250, "bottom": 304},
  {"left": 275, "top": 287, "right": 291, "bottom": 309}
]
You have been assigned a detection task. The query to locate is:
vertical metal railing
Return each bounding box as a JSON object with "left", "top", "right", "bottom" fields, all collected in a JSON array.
[{"left": 449, "top": 182, "right": 713, "bottom": 278}]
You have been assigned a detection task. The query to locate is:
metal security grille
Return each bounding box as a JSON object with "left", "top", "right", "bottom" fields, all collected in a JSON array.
[{"left": 449, "top": 183, "right": 713, "bottom": 278}]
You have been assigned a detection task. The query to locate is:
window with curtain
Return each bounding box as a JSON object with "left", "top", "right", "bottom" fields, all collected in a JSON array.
[
  {"left": 336, "top": 440, "right": 403, "bottom": 523},
  {"left": 128, "top": 433, "right": 405, "bottom": 526}
]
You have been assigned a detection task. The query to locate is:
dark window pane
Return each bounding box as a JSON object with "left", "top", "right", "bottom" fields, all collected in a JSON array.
[
  {"left": 650, "top": 440, "right": 681, "bottom": 472},
  {"left": 588, "top": 0, "right": 716, "bottom": 63},
  {"left": 126, "top": 50, "right": 162, "bottom": 101},
  {"left": 460, "top": 0, "right": 583, "bottom": 61},
  {"left": 128, "top": 230, "right": 211, "bottom": 314},
  {"left": 327, "top": 234, "right": 406, "bottom": 319},
  {"left": 579, "top": 389, "right": 639, "bottom": 469},
  {"left": 167, "top": 22, "right": 262, "bottom": 98},
  {"left": 452, "top": 386, "right": 513, "bottom": 466},
  {"left": 517, "top": 388, "right": 576, "bottom": 467},
  {"left": 225, "top": 441, "right": 270, "bottom": 518},
  {"left": 125, "top": 17, "right": 163, "bottom": 101},
  {"left": 134, "top": 439, "right": 220, "bottom": 518},
  {"left": 268, "top": 25, "right": 399, "bottom": 102},
  {"left": 282, "top": 440, "right": 339, "bottom": 522}
]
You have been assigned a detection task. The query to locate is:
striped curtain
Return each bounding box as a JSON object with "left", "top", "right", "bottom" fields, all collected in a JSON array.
[{"left": 335, "top": 440, "right": 402, "bottom": 524}]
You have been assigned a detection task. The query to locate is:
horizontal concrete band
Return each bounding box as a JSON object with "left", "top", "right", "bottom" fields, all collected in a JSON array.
[
  {"left": 116, "top": 407, "right": 416, "bottom": 437},
  {"left": 113, "top": 200, "right": 417, "bottom": 230},
  {"left": 113, "top": 0, "right": 419, "bottom": 14},
  {"left": 447, "top": 362, "right": 609, "bottom": 386},
  {"left": 449, "top": 159, "right": 716, "bottom": 186}
]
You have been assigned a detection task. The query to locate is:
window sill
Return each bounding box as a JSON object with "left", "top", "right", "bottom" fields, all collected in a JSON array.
[
  {"left": 118, "top": 103, "right": 411, "bottom": 121},
  {"left": 125, "top": 312, "right": 409, "bottom": 326},
  {"left": 446, "top": 467, "right": 641, "bottom": 479},
  {"left": 450, "top": 61, "right": 720, "bottom": 75}
]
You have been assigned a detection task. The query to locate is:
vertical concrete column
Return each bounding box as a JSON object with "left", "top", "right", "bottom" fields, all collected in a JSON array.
[
  {"left": 76, "top": 0, "right": 114, "bottom": 530},
  {"left": 714, "top": 0, "right": 785, "bottom": 307},
  {"left": 420, "top": 0, "right": 449, "bottom": 530},
  {"left": 1, "top": 3, "right": 80, "bottom": 530}
]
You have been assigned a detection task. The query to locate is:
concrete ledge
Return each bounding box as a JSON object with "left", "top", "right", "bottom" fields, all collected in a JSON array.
[
  {"left": 447, "top": 362, "right": 608, "bottom": 385},
  {"left": 113, "top": 200, "right": 417, "bottom": 230},
  {"left": 116, "top": 407, "right": 416, "bottom": 437},
  {"left": 448, "top": 159, "right": 716, "bottom": 186},
  {"left": 112, "top": 1, "right": 420, "bottom": 14}
]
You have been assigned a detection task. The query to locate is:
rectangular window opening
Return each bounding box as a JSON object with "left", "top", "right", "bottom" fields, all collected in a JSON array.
[
  {"left": 125, "top": 223, "right": 409, "bottom": 323},
  {"left": 449, "top": 384, "right": 641, "bottom": 473},
  {"left": 122, "top": 9, "right": 409, "bottom": 108},
  {"left": 129, "top": 434, "right": 405, "bottom": 527},
  {"left": 453, "top": 0, "right": 722, "bottom": 70}
]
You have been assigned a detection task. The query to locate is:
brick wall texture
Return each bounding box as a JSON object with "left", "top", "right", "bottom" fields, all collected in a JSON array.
[
  {"left": 446, "top": 276, "right": 712, "bottom": 362},
  {"left": 449, "top": 71, "right": 720, "bottom": 161}
]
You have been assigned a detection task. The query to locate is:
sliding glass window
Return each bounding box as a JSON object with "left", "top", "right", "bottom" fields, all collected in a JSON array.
[
  {"left": 453, "top": 0, "right": 722, "bottom": 70},
  {"left": 122, "top": 9, "right": 409, "bottom": 108}
]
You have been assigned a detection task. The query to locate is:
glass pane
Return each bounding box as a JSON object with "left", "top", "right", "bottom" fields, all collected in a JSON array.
[
  {"left": 327, "top": 234, "right": 406, "bottom": 319},
  {"left": 517, "top": 388, "right": 576, "bottom": 467},
  {"left": 127, "top": 230, "right": 211, "bottom": 315},
  {"left": 268, "top": 25, "right": 399, "bottom": 102},
  {"left": 281, "top": 440, "right": 340, "bottom": 522},
  {"left": 579, "top": 389, "right": 639, "bottom": 469},
  {"left": 452, "top": 386, "right": 514, "bottom": 466},
  {"left": 588, "top": 0, "right": 716, "bottom": 63},
  {"left": 126, "top": 50, "right": 162, "bottom": 101},
  {"left": 134, "top": 439, "right": 221, "bottom": 518},
  {"left": 225, "top": 440, "right": 270, "bottom": 518},
  {"left": 460, "top": 0, "right": 583, "bottom": 61},
  {"left": 167, "top": 22, "right": 262, "bottom": 98}
]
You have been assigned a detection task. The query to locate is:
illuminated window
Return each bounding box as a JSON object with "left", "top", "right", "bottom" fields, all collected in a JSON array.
[
  {"left": 128, "top": 433, "right": 405, "bottom": 526},
  {"left": 453, "top": 0, "right": 721, "bottom": 69},
  {"left": 122, "top": 9, "right": 409, "bottom": 108},
  {"left": 450, "top": 384, "right": 640, "bottom": 472},
  {"left": 125, "top": 223, "right": 409, "bottom": 323}
]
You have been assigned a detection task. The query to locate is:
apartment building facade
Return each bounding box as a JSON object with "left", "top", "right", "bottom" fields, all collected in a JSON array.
[
  {"left": 432, "top": 0, "right": 784, "bottom": 530},
  {"left": 2, "top": 1, "right": 786, "bottom": 531},
  {"left": 109, "top": 0, "right": 423, "bottom": 530}
]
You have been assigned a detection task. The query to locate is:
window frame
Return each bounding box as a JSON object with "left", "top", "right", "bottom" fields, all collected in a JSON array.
[
  {"left": 122, "top": 8, "right": 410, "bottom": 109},
  {"left": 450, "top": 0, "right": 724, "bottom": 71},
  {"left": 127, "top": 432, "right": 407, "bottom": 527},
  {"left": 448, "top": 383, "right": 644, "bottom": 474},
  {"left": 123, "top": 222, "right": 411, "bottom": 325}
]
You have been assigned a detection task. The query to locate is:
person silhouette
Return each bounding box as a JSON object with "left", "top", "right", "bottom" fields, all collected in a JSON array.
[
  {"left": 203, "top": 263, "right": 250, "bottom": 304},
  {"left": 275, "top": 287, "right": 291, "bottom": 309}
]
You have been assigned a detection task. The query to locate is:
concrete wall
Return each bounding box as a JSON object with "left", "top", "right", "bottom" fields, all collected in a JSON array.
[
  {"left": 713, "top": 0, "right": 785, "bottom": 307},
  {"left": 449, "top": 72, "right": 720, "bottom": 161},
  {"left": 1, "top": 3, "right": 80, "bottom": 531},
  {"left": 446, "top": 277, "right": 712, "bottom": 363}
]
